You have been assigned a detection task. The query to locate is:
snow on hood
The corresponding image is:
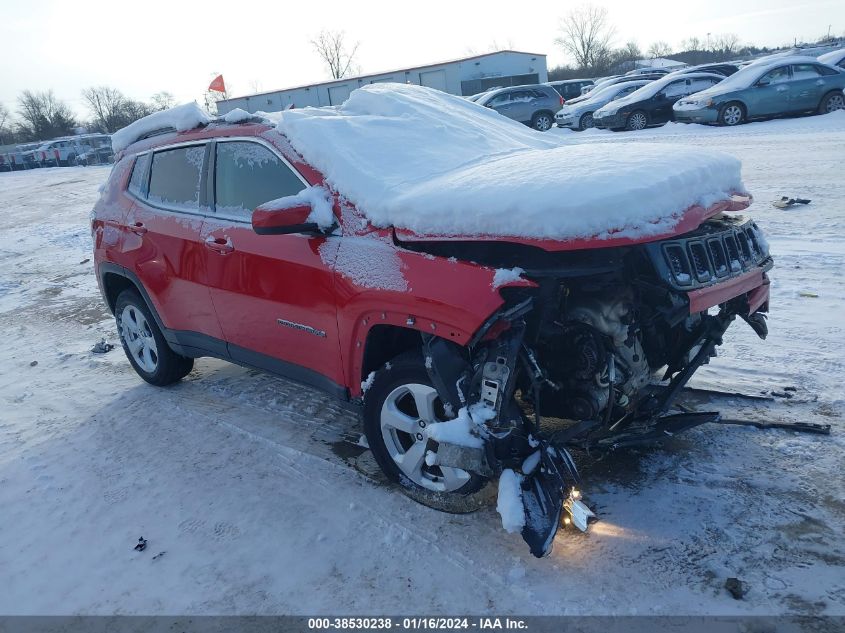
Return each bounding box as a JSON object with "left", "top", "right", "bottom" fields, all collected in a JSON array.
[
  {"left": 112, "top": 102, "right": 212, "bottom": 153},
  {"left": 274, "top": 83, "right": 744, "bottom": 241}
]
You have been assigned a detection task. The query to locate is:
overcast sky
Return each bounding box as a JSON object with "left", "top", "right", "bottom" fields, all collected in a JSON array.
[{"left": 1, "top": 0, "right": 842, "bottom": 119}]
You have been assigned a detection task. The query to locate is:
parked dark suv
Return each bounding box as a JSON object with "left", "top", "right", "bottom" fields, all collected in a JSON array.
[
  {"left": 546, "top": 79, "right": 594, "bottom": 102},
  {"left": 476, "top": 84, "right": 563, "bottom": 131}
]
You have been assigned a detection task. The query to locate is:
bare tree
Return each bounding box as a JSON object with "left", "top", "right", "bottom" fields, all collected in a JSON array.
[
  {"left": 16, "top": 90, "right": 76, "bottom": 141},
  {"left": 311, "top": 30, "right": 360, "bottom": 79},
  {"left": 82, "top": 86, "right": 126, "bottom": 133},
  {"left": 151, "top": 91, "right": 175, "bottom": 111},
  {"left": 555, "top": 5, "right": 616, "bottom": 72},
  {"left": 711, "top": 33, "right": 741, "bottom": 55},
  {"left": 647, "top": 41, "right": 673, "bottom": 59},
  {"left": 680, "top": 36, "right": 702, "bottom": 52},
  {"left": 0, "top": 102, "right": 14, "bottom": 144},
  {"left": 82, "top": 86, "right": 154, "bottom": 133}
]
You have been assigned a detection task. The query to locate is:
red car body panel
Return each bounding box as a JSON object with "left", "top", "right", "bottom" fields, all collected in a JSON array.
[{"left": 94, "top": 122, "right": 769, "bottom": 399}]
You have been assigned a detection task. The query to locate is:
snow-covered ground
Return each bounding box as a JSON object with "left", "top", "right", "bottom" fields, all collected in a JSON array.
[{"left": 1, "top": 113, "right": 844, "bottom": 616}]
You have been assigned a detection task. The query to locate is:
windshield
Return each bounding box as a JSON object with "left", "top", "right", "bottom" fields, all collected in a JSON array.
[{"left": 583, "top": 81, "right": 648, "bottom": 104}]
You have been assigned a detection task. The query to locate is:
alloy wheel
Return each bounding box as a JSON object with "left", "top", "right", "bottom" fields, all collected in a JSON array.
[
  {"left": 119, "top": 305, "right": 159, "bottom": 373},
  {"left": 379, "top": 383, "right": 471, "bottom": 493},
  {"left": 534, "top": 115, "right": 552, "bottom": 131},
  {"left": 628, "top": 112, "right": 647, "bottom": 130},
  {"left": 825, "top": 94, "right": 845, "bottom": 113},
  {"left": 581, "top": 113, "right": 595, "bottom": 129},
  {"left": 723, "top": 105, "right": 743, "bottom": 125}
]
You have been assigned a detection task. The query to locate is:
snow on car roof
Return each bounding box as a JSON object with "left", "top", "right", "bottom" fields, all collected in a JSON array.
[
  {"left": 275, "top": 83, "right": 744, "bottom": 241},
  {"left": 111, "top": 102, "right": 212, "bottom": 153},
  {"left": 692, "top": 55, "right": 826, "bottom": 94}
]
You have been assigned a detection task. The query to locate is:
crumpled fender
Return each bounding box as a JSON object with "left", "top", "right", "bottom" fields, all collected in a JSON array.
[{"left": 334, "top": 236, "right": 535, "bottom": 397}]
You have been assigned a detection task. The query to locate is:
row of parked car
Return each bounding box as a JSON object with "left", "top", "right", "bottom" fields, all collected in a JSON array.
[
  {"left": 468, "top": 48, "right": 845, "bottom": 133},
  {"left": 0, "top": 133, "right": 114, "bottom": 172}
]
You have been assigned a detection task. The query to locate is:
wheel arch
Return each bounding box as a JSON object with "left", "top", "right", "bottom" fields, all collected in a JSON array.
[{"left": 360, "top": 324, "right": 423, "bottom": 386}]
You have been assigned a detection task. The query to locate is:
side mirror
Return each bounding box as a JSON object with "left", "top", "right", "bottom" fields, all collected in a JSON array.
[
  {"left": 655, "top": 92, "right": 666, "bottom": 101},
  {"left": 251, "top": 202, "right": 320, "bottom": 236},
  {"left": 756, "top": 80, "right": 770, "bottom": 87}
]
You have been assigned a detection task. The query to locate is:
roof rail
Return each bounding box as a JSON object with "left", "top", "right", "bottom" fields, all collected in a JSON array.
[{"left": 135, "top": 126, "right": 178, "bottom": 142}]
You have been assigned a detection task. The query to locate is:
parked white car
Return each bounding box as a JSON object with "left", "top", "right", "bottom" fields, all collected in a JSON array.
[{"left": 35, "top": 138, "right": 84, "bottom": 167}]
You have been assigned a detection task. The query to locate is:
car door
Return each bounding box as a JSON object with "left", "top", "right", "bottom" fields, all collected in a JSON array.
[
  {"left": 652, "top": 79, "right": 686, "bottom": 123},
  {"left": 124, "top": 144, "right": 224, "bottom": 348},
  {"left": 510, "top": 90, "right": 537, "bottom": 123},
  {"left": 486, "top": 91, "right": 515, "bottom": 119},
  {"left": 747, "top": 65, "right": 792, "bottom": 117},
  {"left": 200, "top": 138, "right": 345, "bottom": 390},
  {"left": 789, "top": 64, "right": 827, "bottom": 111}
]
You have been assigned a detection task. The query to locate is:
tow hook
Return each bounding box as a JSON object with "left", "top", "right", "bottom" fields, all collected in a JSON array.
[{"left": 563, "top": 488, "right": 595, "bottom": 532}]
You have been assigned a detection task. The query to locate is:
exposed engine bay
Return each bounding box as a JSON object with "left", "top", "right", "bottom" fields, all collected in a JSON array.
[{"left": 405, "top": 215, "right": 774, "bottom": 557}]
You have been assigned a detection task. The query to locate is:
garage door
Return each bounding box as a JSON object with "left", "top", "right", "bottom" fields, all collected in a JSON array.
[
  {"left": 419, "top": 70, "right": 448, "bottom": 92},
  {"left": 328, "top": 85, "right": 352, "bottom": 105}
]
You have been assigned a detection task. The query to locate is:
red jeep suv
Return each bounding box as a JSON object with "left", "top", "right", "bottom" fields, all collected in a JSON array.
[{"left": 92, "top": 102, "right": 772, "bottom": 557}]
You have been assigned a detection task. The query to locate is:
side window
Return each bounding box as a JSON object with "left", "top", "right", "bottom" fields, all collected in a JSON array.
[
  {"left": 127, "top": 153, "right": 150, "bottom": 197},
  {"left": 688, "top": 78, "right": 718, "bottom": 92},
  {"left": 617, "top": 85, "right": 638, "bottom": 97},
  {"left": 509, "top": 90, "right": 532, "bottom": 102},
  {"left": 662, "top": 81, "right": 687, "bottom": 98},
  {"left": 759, "top": 66, "right": 791, "bottom": 85},
  {"left": 487, "top": 92, "right": 510, "bottom": 107},
  {"left": 214, "top": 141, "right": 305, "bottom": 219},
  {"left": 816, "top": 64, "right": 839, "bottom": 76},
  {"left": 792, "top": 64, "right": 821, "bottom": 80},
  {"left": 148, "top": 145, "right": 205, "bottom": 211}
]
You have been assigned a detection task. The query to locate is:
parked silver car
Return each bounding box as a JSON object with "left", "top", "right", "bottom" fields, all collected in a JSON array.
[
  {"left": 673, "top": 55, "right": 845, "bottom": 126},
  {"left": 476, "top": 84, "right": 564, "bottom": 131},
  {"left": 555, "top": 80, "right": 650, "bottom": 130}
]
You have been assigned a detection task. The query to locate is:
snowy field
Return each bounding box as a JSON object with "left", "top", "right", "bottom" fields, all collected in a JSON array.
[{"left": 1, "top": 113, "right": 844, "bottom": 616}]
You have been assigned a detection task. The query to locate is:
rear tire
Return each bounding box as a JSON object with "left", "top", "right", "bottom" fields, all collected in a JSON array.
[
  {"left": 719, "top": 102, "right": 745, "bottom": 126},
  {"left": 531, "top": 112, "right": 553, "bottom": 132},
  {"left": 114, "top": 289, "right": 193, "bottom": 386},
  {"left": 363, "top": 350, "right": 492, "bottom": 513},
  {"left": 818, "top": 91, "right": 845, "bottom": 114}
]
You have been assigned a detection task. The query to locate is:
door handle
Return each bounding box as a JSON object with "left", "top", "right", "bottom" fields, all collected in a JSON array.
[
  {"left": 776, "top": 86, "right": 788, "bottom": 92},
  {"left": 204, "top": 235, "right": 234, "bottom": 254},
  {"left": 130, "top": 222, "right": 147, "bottom": 235}
]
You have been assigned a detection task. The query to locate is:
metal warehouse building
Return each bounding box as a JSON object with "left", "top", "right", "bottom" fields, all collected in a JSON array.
[{"left": 216, "top": 50, "right": 548, "bottom": 114}]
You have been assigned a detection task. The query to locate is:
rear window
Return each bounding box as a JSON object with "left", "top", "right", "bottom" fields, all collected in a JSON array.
[
  {"left": 148, "top": 145, "right": 206, "bottom": 210},
  {"left": 127, "top": 153, "right": 149, "bottom": 197},
  {"left": 214, "top": 141, "right": 305, "bottom": 219}
]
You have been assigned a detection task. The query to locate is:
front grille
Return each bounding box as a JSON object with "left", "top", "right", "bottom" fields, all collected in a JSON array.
[{"left": 647, "top": 218, "right": 771, "bottom": 290}]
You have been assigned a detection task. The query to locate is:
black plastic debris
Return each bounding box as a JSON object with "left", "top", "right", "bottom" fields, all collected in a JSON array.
[
  {"left": 725, "top": 577, "right": 748, "bottom": 600},
  {"left": 152, "top": 551, "right": 166, "bottom": 561},
  {"left": 772, "top": 196, "right": 811, "bottom": 209},
  {"left": 134, "top": 537, "right": 147, "bottom": 552},
  {"left": 91, "top": 340, "right": 115, "bottom": 354},
  {"left": 29, "top": 360, "right": 38, "bottom": 367}
]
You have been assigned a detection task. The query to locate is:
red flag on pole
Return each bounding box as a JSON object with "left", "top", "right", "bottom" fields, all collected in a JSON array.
[{"left": 208, "top": 75, "right": 226, "bottom": 93}]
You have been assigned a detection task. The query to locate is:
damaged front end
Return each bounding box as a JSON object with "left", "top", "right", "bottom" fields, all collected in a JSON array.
[{"left": 415, "top": 215, "right": 773, "bottom": 557}]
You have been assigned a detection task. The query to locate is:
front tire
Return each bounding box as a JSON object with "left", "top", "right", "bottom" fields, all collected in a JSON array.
[
  {"left": 363, "top": 351, "right": 492, "bottom": 513},
  {"left": 531, "top": 112, "right": 553, "bottom": 131},
  {"left": 626, "top": 110, "right": 648, "bottom": 131},
  {"left": 578, "top": 112, "right": 595, "bottom": 130},
  {"left": 114, "top": 289, "right": 193, "bottom": 386},
  {"left": 719, "top": 102, "right": 745, "bottom": 126},
  {"left": 818, "top": 91, "right": 845, "bottom": 114}
]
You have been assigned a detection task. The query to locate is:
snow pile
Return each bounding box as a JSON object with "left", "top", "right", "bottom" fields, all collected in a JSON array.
[
  {"left": 497, "top": 469, "right": 525, "bottom": 534},
  {"left": 492, "top": 267, "right": 525, "bottom": 288},
  {"left": 111, "top": 103, "right": 212, "bottom": 153},
  {"left": 276, "top": 83, "right": 745, "bottom": 241},
  {"left": 256, "top": 185, "right": 335, "bottom": 229},
  {"left": 222, "top": 108, "right": 253, "bottom": 123}
]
